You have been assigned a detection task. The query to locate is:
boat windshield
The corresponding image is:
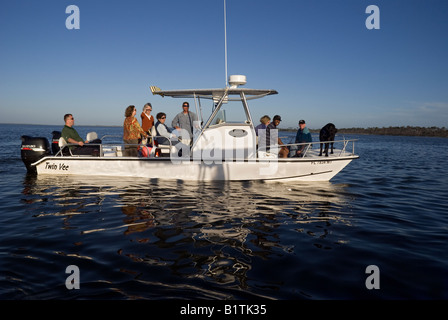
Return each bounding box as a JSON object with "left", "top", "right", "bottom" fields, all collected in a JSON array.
[{"left": 209, "top": 100, "right": 250, "bottom": 126}]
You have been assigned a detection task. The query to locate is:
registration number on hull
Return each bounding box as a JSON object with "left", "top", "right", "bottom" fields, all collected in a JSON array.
[{"left": 311, "top": 160, "right": 332, "bottom": 165}]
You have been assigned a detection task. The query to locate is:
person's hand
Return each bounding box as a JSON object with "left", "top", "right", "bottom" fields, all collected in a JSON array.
[{"left": 78, "top": 141, "right": 84, "bottom": 147}]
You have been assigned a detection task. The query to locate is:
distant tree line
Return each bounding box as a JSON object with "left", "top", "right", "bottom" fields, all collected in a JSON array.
[{"left": 305, "top": 126, "right": 448, "bottom": 138}]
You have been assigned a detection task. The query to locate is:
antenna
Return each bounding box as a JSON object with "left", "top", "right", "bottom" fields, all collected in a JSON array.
[{"left": 224, "top": 0, "right": 228, "bottom": 87}]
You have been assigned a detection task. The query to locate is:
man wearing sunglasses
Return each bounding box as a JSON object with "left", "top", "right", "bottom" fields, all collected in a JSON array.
[
  {"left": 61, "top": 114, "right": 100, "bottom": 156},
  {"left": 171, "top": 102, "right": 198, "bottom": 143}
]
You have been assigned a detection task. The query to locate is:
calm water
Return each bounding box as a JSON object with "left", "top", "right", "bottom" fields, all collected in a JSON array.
[{"left": 0, "top": 124, "right": 447, "bottom": 300}]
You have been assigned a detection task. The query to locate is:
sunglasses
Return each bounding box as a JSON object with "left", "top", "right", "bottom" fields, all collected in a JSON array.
[{"left": 160, "top": 117, "right": 166, "bottom": 119}]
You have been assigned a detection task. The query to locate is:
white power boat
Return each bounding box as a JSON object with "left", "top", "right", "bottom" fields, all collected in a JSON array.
[{"left": 21, "top": 75, "right": 359, "bottom": 182}]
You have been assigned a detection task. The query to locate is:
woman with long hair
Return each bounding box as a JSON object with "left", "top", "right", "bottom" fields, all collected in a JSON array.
[{"left": 123, "top": 105, "right": 147, "bottom": 157}]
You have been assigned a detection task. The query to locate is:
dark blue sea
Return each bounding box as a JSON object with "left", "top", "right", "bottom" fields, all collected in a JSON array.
[{"left": 1, "top": 124, "right": 447, "bottom": 304}]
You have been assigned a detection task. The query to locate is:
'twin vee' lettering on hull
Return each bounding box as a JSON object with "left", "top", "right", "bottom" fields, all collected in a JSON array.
[{"left": 45, "top": 162, "right": 70, "bottom": 171}]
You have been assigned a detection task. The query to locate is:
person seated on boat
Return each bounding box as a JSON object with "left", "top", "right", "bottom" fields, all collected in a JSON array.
[
  {"left": 123, "top": 105, "right": 148, "bottom": 157},
  {"left": 289, "top": 119, "right": 312, "bottom": 157},
  {"left": 155, "top": 112, "right": 191, "bottom": 158},
  {"left": 61, "top": 114, "right": 101, "bottom": 156},
  {"left": 255, "top": 115, "right": 271, "bottom": 136},
  {"left": 264, "top": 115, "right": 288, "bottom": 158},
  {"left": 155, "top": 112, "right": 178, "bottom": 146}
]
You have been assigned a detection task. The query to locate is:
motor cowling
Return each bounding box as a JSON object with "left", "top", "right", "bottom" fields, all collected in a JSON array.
[{"left": 21, "top": 136, "right": 51, "bottom": 172}]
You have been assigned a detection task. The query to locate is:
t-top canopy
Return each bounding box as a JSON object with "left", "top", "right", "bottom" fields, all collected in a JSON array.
[{"left": 150, "top": 86, "right": 278, "bottom": 101}]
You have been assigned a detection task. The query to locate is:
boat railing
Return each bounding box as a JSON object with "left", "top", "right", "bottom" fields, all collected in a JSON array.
[
  {"left": 100, "top": 134, "right": 123, "bottom": 142},
  {"left": 277, "top": 139, "right": 358, "bottom": 158},
  {"left": 56, "top": 136, "right": 357, "bottom": 159},
  {"left": 57, "top": 134, "right": 177, "bottom": 158}
]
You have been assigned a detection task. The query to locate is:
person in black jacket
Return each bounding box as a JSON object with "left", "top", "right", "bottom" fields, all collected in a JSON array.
[{"left": 265, "top": 115, "right": 288, "bottom": 158}]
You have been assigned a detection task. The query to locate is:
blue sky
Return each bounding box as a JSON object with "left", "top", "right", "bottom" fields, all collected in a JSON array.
[{"left": 1, "top": 0, "right": 447, "bottom": 129}]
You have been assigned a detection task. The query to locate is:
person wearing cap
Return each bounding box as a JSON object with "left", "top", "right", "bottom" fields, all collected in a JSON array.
[
  {"left": 171, "top": 102, "right": 198, "bottom": 143},
  {"left": 290, "top": 119, "right": 313, "bottom": 157},
  {"left": 265, "top": 115, "right": 289, "bottom": 158}
]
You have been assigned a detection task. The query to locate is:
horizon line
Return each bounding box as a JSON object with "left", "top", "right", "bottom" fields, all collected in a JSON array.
[{"left": 1, "top": 122, "right": 446, "bottom": 130}]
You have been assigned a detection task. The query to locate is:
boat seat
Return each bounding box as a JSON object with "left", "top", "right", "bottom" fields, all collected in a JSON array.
[
  {"left": 150, "top": 126, "right": 157, "bottom": 139},
  {"left": 57, "top": 137, "right": 73, "bottom": 156},
  {"left": 157, "top": 144, "right": 174, "bottom": 156},
  {"left": 140, "top": 125, "right": 154, "bottom": 146},
  {"left": 151, "top": 126, "right": 176, "bottom": 156},
  {"left": 86, "top": 132, "right": 98, "bottom": 141}
]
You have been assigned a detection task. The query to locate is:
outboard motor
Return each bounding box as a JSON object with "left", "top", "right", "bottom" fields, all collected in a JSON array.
[
  {"left": 51, "top": 131, "right": 61, "bottom": 155},
  {"left": 21, "top": 136, "right": 51, "bottom": 172}
]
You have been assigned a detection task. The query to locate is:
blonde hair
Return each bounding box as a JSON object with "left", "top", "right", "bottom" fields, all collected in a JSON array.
[{"left": 260, "top": 115, "right": 271, "bottom": 124}]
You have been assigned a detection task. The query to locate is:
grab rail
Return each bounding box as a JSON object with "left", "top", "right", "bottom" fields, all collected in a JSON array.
[
  {"left": 277, "top": 139, "right": 358, "bottom": 157},
  {"left": 57, "top": 137, "right": 357, "bottom": 159},
  {"left": 58, "top": 134, "right": 176, "bottom": 158}
]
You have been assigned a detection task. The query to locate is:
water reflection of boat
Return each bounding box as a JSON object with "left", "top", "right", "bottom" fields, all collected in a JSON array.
[
  {"left": 21, "top": 76, "right": 358, "bottom": 182},
  {"left": 23, "top": 174, "right": 352, "bottom": 235},
  {"left": 21, "top": 174, "right": 355, "bottom": 298}
]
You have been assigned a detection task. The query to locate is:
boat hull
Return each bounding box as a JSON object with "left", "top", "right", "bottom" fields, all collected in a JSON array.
[{"left": 32, "top": 155, "right": 358, "bottom": 182}]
